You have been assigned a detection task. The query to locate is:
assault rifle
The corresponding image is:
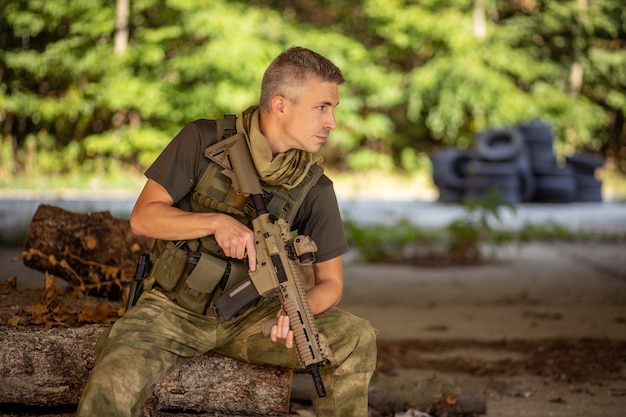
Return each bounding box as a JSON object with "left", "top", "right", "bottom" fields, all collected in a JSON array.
[{"left": 208, "top": 133, "right": 330, "bottom": 398}]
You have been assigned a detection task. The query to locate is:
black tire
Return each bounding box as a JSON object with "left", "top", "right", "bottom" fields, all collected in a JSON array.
[
  {"left": 532, "top": 164, "right": 576, "bottom": 203},
  {"left": 437, "top": 186, "right": 465, "bottom": 203},
  {"left": 474, "top": 127, "right": 524, "bottom": 161},
  {"left": 464, "top": 161, "right": 521, "bottom": 204},
  {"left": 531, "top": 162, "right": 562, "bottom": 176},
  {"left": 430, "top": 147, "right": 475, "bottom": 189},
  {"left": 515, "top": 155, "right": 537, "bottom": 202},
  {"left": 566, "top": 152, "right": 605, "bottom": 175},
  {"left": 517, "top": 120, "right": 556, "bottom": 164},
  {"left": 516, "top": 120, "right": 554, "bottom": 142},
  {"left": 572, "top": 174, "right": 603, "bottom": 202}
]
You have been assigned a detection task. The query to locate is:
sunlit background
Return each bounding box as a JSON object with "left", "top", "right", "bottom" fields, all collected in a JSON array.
[{"left": 1, "top": 0, "right": 625, "bottom": 200}]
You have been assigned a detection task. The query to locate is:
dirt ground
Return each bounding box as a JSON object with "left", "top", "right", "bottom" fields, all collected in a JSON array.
[
  {"left": 1, "top": 241, "right": 626, "bottom": 416},
  {"left": 339, "top": 241, "right": 626, "bottom": 417}
]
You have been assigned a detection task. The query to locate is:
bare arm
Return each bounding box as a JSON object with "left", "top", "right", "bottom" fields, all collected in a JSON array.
[
  {"left": 129, "top": 178, "right": 257, "bottom": 269},
  {"left": 308, "top": 256, "right": 344, "bottom": 314}
]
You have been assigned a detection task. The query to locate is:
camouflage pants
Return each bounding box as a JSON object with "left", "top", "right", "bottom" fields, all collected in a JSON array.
[{"left": 76, "top": 289, "right": 377, "bottom": 417}]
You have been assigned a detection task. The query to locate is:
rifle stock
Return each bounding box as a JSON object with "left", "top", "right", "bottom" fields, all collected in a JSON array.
[{"left": 208, "top": 134, "right": 330, "bottom": 397}]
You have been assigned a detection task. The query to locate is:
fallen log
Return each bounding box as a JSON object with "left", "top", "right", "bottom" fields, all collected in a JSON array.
[
  {"left": 22, "top": 204, "right": 154, "bottom": 300},
  {"left": 0, "top": 325, "right": 292, "bottom": 415}
]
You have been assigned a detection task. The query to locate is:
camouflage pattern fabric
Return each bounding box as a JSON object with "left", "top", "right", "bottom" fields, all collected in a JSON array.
[{"left": 76, "top": 289, "right": 377, "bottom": 417}]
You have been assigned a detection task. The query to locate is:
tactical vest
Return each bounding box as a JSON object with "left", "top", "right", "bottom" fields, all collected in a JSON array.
[{"left": 149, "top": 115, "right": 324, "bottom": 315}]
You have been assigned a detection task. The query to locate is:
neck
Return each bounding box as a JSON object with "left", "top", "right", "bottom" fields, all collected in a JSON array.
[{"left": 258, "top": 110, "right": 287, "bottom": 156}]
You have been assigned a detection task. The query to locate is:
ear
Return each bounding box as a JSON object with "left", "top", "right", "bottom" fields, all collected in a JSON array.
[{"left": 270, "top": 95, "right": 287, "bottom": 118}]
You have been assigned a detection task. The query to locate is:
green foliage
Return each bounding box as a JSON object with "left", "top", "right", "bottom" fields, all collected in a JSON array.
[
  {"left": 1, "top": 0, "right": 625, "bottom": 186},
  {"left": 445, "top": 191, "right": 517, "bottom": 261},
  {"left": 344, "top": 192, "right": 518, "bottom": 264},
  {"left": 344, "top": 193, "right": 624, "bottom": 265},
  {"left": 344, "top": 219, "right": 446, "bottom": 263}
]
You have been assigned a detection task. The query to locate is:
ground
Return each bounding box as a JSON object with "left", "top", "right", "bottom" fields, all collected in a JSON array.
[
  {"left": 339, "top": 241, "right": 626, "bottom": 417},
  {"left": 1, "top": 241, "right": 626, "bottom": 416}
]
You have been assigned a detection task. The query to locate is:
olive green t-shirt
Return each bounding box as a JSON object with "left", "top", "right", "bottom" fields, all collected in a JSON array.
[{"left": 145, "top": 119, "right": 349, "bottom": 263}]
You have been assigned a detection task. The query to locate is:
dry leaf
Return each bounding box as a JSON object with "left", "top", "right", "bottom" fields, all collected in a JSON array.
[
  {"left": 28, "top": 303, "right": 49, "bottom": 315},
  {"left": 79, "top": 302, "right": 116, "bottom": 324},
  {"left": 7, "top": 315, "right": 21, "bottom": 326},
  {"left": 0, "top": 276, "right": 17, "bottom": 294}
]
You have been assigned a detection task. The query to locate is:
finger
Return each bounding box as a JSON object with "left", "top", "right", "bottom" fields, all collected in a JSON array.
[
  {"left": 270, "top": 324, "right": 278, "bottom": 342},
  {"left": 286, "top": 330, "right": 294, "bottom": 349},
  {"left": 279, "top": 314, "right": 290, "bottom": 339},
  {"left": 274, "top": 315, "right": 285, "bottom": 338},
  {"left": 235, "top": 244, "right": 245, "bottom": 260},
  {"left": 246, "top": 239, "right": 257, "bottom": 271}
]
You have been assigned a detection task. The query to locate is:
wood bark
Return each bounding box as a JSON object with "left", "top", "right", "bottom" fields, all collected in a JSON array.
[
  {"left": 22, "top": 204, "right": 154, "bottom": 300},
  {"left": 0, "top": 325, "right": 292, "bottom": 415}
]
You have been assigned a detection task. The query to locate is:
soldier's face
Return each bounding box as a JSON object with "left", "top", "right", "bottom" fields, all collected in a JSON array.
[{"left": 281, "top": 77, "right": 339, "bottom": 154}]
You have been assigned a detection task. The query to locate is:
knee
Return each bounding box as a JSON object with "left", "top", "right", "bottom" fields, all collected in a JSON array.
[
  {"left": 352, "top": 316, "right": 377, "bottom": 358},
  {"left": 333, "top": 314, "right": 377, "bottom": 373},
  {"left": 350, "top": 313, "right": 375, "bottom": 340}
]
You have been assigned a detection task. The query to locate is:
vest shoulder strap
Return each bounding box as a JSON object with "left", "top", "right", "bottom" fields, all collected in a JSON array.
[
  {"left": 215, "top": 114, "right": 237, "bottom": 141},
  {"left": 190, "top": 114, "right": 324, "bottom": 225}
]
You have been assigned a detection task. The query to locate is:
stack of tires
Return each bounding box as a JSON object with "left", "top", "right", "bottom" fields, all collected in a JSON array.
[
  {"left": 566, "top": 152, "right": 605, "bottom": 202},
  {"left": 430, "top": 120, "right": 604, "bottom": 204}
]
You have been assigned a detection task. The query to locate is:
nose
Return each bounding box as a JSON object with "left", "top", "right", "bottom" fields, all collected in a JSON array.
[{"left": 325, "top": 110, "right": 337, "bottom": 131}]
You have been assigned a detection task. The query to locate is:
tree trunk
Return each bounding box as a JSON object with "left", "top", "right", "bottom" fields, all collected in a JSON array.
[
  {"left": 0, "top": 325, "right": 292, "bottom": 415},
  {"left": 115, "top": 0, "right": 130, "bottom": 54},
  {"left": 569, "top": 0, "right": 588, "bottom": 95},
  {"left": 22, "top": 204, "right": 154, "bottom": 300},
  {"left": 473, "top": 0, "right": 487, "bottom": 39}
]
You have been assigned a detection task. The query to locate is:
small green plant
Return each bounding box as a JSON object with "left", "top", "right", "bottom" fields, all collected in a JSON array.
[
  {"left": 446, "top": 191, "right": 517, "bottom": 262},
  {"left": 344, "top": 191, "right": 625, "bottom": 265},
  {"left": 343, "top": 219, "right": 445, "bottom": 263},
  {"left": 344, "top": 192, "right": 519, "bottom": 265}
]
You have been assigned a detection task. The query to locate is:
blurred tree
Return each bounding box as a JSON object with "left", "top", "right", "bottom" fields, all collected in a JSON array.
[{"left": 0, "top": 0, "right": 624, "bottom": 181}]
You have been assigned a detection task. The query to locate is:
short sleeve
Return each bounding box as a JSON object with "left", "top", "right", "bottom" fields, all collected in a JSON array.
[
  {"left": 291, "top": 175, "right": 349, "bottom": 263},
  {"left": 145, "top": 119, "right": 217, "bottom": 203}
]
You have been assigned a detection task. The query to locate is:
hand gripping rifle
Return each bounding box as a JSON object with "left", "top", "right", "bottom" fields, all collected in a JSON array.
[{"left": 207, "top": 134, "right": 330, "bottom": 397}]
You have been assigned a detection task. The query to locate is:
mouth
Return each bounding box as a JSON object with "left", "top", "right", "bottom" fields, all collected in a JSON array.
[{"left": 316, "top": 132, "right": 329, "bottom": 143}]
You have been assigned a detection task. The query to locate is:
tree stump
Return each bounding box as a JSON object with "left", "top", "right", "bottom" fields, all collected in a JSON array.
[
  {"left": 0, "top": 325, "right": 292, "bottom": 415},
  {"left": 22, "top": 204, "right": 154, "bottom": 300}
]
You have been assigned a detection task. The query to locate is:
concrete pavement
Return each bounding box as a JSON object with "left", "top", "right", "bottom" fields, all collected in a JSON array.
[{"left": 340, "top": 241, "right": 626, "bottom": 341}]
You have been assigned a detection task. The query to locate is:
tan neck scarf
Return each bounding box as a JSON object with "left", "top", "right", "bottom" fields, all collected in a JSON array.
[{"left": 236, "top": 106, "right": 322, "bottom": 190}]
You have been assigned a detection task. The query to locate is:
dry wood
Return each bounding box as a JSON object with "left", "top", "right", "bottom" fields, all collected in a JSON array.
[
  {"left": 0, "top": 325, "right": 292, "bottom": 415},
  {"left": 22, "top": 204, "right": 154, "bottom": 299}
]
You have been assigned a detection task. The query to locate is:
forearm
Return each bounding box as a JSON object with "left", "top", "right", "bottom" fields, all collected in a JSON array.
[
  {"left": 130, "top": 178, "right": 228, "bottom": 241},
  {"left": 130, "top": 201, "right": 223, "bottom": 241},
  {"left": 306, "top": 257, "right": 344, "bottom": 315},
  {"left": 130, "top": 179, "right": 257, "bottom": 267},
  {"left": 307, "top": 280, "right": 342, "bottom": 315}
]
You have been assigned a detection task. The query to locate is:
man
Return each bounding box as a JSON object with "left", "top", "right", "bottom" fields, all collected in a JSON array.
[{"left": 76, "top": 46, "right": 377, "bottom": 417}]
